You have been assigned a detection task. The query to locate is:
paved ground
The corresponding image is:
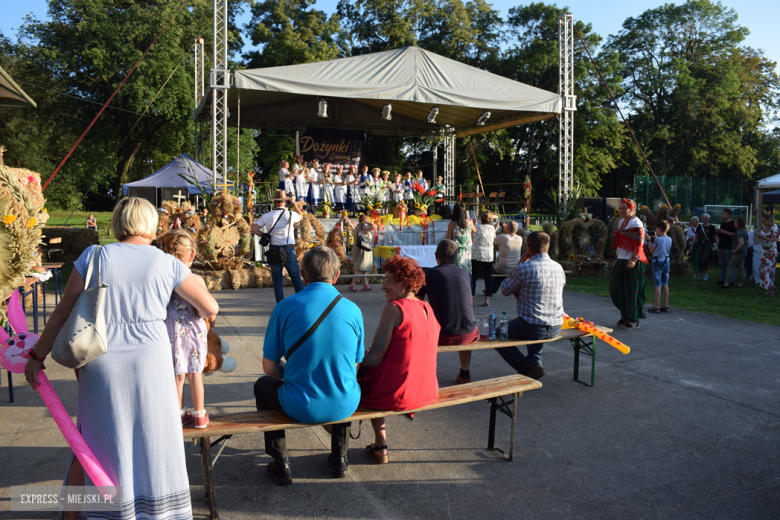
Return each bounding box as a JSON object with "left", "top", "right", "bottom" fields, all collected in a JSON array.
[{"left": 2, "top": 285, "right": 779, "bottom": 519}]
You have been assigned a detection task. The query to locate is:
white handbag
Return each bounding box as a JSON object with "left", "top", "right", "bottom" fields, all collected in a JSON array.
[{"left": 52, "top": 245, "right": 109, "bottom": 368}]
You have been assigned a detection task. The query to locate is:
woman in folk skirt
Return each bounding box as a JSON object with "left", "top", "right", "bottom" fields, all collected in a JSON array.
[{"left": 609, "top": 198, "right": 647, "bottom": 329}]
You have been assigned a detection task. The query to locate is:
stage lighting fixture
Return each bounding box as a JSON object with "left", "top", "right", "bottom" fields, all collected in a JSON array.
[
  {"left": 381, "top": 104, "right": 392, "bottom": 120},
  {"left": 290, "top": 130, "right": 297, "bottom": 138},
  {"left": 366, "top": 131, "right": 373, "bottom": 141},
  {"left": 412, "top": 135, "right": 419, "bottom": 145},
  {"left": 476, "top": 111, "right": 491, "bottom": 126},
  {"left": 392, "top": 135, "right": 399, "bottom": 143},
  {"left": 426, "top": 106, "right": 439, "bottom": 124},
  {"left": 317, "top": 99, "right": 328, "bottom": 118},
  {"left": 261, "top": 128, "right": 268, "bottom": 136}
]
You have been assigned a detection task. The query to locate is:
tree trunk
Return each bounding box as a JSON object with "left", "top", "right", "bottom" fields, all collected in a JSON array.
[{"left": 113, "top": 139, "right": 145, "bottom": 200}]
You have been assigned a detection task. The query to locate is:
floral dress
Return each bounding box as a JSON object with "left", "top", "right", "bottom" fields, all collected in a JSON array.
[
  {"left": 472, "top": 224, "right": 496, "bottom": 263},
  {"left": 758, "top": 223, "right": 778, "bottom": 290},
  {"left": 452, "top": 225, "right": 472, "bottom": 271},
  {"left": 166, "top": 294, "right": 208, "bottom": 374}
]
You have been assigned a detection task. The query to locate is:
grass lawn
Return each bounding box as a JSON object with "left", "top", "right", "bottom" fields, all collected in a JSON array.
[
  {"left": 45, "top": 211, "right": 117, "bottom": 245},
  {"left": 565, "top": 265, "right": 780, "bottom": 327}
]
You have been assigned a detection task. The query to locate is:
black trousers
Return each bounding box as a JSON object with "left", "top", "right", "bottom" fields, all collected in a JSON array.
[
  {"left": 471, "top": 260, "right": 493, "bottom": 296},
  {"left": 253, "top": 375, "right": 349, "bottom": 461}
]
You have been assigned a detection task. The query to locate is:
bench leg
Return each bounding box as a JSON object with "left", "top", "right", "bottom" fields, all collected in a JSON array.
[
  {"left": 571, "top": 336, "right": 597, "bottom": 387},
  {"left": 200, "top": 437, "right": 219, "bottom": 520},
  {"left": 486, "top": 393, "right": 519, "bottom": 462}
]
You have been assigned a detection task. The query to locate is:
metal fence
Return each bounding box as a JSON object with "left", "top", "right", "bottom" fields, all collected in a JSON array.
[
  {"left": 392, "top": 230, "right": 439, "bottom": 246},
  {"left": 633, "top": 176, "right": 744, "bottom": 215}
]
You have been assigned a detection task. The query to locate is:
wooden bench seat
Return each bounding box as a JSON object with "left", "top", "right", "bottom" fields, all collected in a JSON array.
[
  {"left": 185, "top": 374, "right": 541, "bottom": 520},
  {"left": 438, "top": 325, "right": 614, "bottom": 387}
]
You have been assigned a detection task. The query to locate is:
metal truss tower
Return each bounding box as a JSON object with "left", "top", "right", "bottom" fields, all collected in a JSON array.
[
  {"left": 193, "top": 37, "right": 206, "bottom": 164},
  {"left": 211, "top": 0, "right": 229, "bottom": 187},
  {"left": 443, "top": 130, "right": 456, "bottom": 204},
  {"left": 558, "top": 13, "right": 576, "bottom": 207}
]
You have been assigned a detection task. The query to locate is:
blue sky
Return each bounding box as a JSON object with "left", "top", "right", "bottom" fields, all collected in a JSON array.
[{"left": 3, "top": 0, "right": 778, "bottom": 68}]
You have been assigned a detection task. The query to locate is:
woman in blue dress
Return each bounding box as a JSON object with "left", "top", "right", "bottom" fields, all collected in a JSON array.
[{"left": 25, "top": 198, "right": 219, "bottom": 520}]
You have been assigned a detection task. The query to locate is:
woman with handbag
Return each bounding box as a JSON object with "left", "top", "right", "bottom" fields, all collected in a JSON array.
[
  {"left": 24, "top": 197, "right": 218, "bottom": 520},
  {"left": 350, "top": 217, "right": 376, "bottom": 292}
]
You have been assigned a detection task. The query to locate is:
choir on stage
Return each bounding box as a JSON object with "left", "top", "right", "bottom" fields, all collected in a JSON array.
[{"left": 278, "top": 161, "right": 445, "bottom": 218}]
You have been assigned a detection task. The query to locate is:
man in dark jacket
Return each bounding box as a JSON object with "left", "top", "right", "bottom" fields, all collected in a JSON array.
[{"left": 417, "top": 240, "right": 479, "bottom": 384}]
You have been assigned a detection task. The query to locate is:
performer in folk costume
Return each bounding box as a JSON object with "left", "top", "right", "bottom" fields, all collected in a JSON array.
[
  {"left": 415, "top": 169, "right": 428, "bottom": 191},
  {"left": 346, "top": 165, "right": 359, "bottom": 214},
  {"left": 433, "top": 175, "right": 446, "bottom": 214},
  {"left": 358, "top": 164, "right": 371, "bottom": 198},
  {"left": 392, "top": 173, "right": 405, "bottom": 204},
  {"left": 307, "top": 159, "right": 322, "bottom": 207},
  {"left": 609, "top": 198, "right": 648, "bottom": 329},
  {"left": 292, "top": 154, "right": 308, "bottom": 201},
  {"left": 370, "top": 167, "right": 381, "bottom": 188},
  {"left": 380, "top": 171, "right": 392, "bottom": 213},
  {"left": 279, "top": 159, "right": 294, "bottom": 196},
  {"left": 321, "top": 163, "right": 335, "bottom": 204},
  {"left": 332, "top": 165, "right": 347, "bottom": 212},
  {"left": 402, "top": 171, "right": 415, "bottom": 201}
]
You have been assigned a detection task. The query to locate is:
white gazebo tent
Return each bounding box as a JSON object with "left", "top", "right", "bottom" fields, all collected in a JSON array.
[
  {"left": 754, "top": 173, "right": 780, "bottom": 224},
  {"left": 121, "top": 153, "right": 232, "bottom": 197},
  {"left": 757, "top": 173, "right": 780, "bottom": 190}
]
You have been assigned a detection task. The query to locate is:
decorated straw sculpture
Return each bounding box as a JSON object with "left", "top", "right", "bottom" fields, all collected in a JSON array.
[{"left": 0, "top": 166, "right": 48, "bottom": 302}]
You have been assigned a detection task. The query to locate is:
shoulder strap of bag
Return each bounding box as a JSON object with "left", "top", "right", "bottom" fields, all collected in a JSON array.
[
  {"left": 284, "top": 294, "right": 342, "bottom": 361},
  {"left": 83, "top": 245, "right": 103, "bottom": 290},
  {"left": 284, "top": 209, "right": 293, "bottom": 244},
  {"left": 266, "top": 209, "right": 285, "bottom": 235}
]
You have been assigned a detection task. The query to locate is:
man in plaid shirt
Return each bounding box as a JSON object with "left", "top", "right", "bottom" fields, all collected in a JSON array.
[{"left": 498, "top": 232, "right": 566, "bottom": 380}]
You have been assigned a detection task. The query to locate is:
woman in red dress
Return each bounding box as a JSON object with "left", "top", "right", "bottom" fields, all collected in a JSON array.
[{"left": 360, "top": 256, "right": 441, "bottom": 464}]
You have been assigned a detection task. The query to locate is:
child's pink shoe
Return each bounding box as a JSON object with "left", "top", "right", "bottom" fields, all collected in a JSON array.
[
  {"left": 181, "top": 411, "right": 193, "bottom": 426},
  {"left": 193, "top": 410, "right": 209, "bottom": 429}
]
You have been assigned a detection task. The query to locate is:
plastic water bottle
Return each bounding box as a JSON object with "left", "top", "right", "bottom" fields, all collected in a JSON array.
[
  {"left": 489, "top": 308, "right": 496, "bottom": 339},
  {"left": 500, "top": 312, "right": 508, "bottom": 340},
  {"left": 480, "top": 319, "right": 489, "bottom": 341}
]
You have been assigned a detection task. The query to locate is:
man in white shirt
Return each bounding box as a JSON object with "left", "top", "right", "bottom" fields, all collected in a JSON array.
[
  {"left": 251, "top": 190, "right": 304, "bottom": 302},
  {"left": 494, "top": 221, "right": 523, "bottom": 274}
]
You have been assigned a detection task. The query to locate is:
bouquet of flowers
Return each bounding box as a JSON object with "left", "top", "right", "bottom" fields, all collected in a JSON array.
[
  {"left": 318, "top": 200, "right": 332, "bottom": 217},
  {"left": 360, "top": 184, "right": 384, "bottom": 212},
  {"left": 412, "top": 184, "right": 437, "bottom": 214}
]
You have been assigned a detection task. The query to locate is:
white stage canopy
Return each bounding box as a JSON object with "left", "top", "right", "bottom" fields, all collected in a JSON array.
[
  {"left": 194, "top": 47, "right": 562, "bottom": 137},
  {"left": 121, "top": 153, "right": 232, "bottom": 196}
]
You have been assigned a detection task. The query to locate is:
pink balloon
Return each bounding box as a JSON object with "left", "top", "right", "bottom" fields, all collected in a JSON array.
[{"left": 0, "top": 292, "right": 116, "bottom": 495}]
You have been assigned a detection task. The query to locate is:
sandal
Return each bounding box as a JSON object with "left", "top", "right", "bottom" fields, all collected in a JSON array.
[
  {"left": 348, "top": 285, "right": 359, "bottom": 292},
  {"left": 647, "top": 307, "right": 660, "bottom": 313},
  {"left": 617, "top": 318, "right": 627, "bottom": 327},
  {"left": 366, "top": 444, "right": 389, "bottom": 464},
  {"left": 361, "top": 286, "right": 373, "bottom": 291},
  {"left": 660, "top": 307, "right": 670, "bottom": 313},
  {"left": 619, "top": 321, "right": 640, "bottom": 329},
  {"left": 482, "top": 300, "right": 490, "bottom": 307}
]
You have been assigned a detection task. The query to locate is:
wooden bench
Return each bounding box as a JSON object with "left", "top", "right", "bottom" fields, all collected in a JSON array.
[
  {"left": 439, "top": 325, "right": 614, "bottom": 387},
  {"left": 184, "top": 374, "right": 541, "bottom": 520}
]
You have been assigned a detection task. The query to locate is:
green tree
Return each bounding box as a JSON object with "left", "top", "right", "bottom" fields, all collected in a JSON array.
[
  {"left": 1, "top": 1, "right": 252, "bottom": 210},
  {"left": 604, "top": 0, "right": 779, "bottom": 184},
  {"left": 491, "top": 3, "right": 626, "bottom": 202},
  {"left": 243, "top": 0, "right": 347, "bottom": 67}
]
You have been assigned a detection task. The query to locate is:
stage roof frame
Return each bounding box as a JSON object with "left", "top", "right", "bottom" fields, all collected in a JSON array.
[
  {"left": 193, "top": 47, "right": 561, "bottom": 138},
  {"left": 0, "top": 66, "right": 37, "bottom": 108}
]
